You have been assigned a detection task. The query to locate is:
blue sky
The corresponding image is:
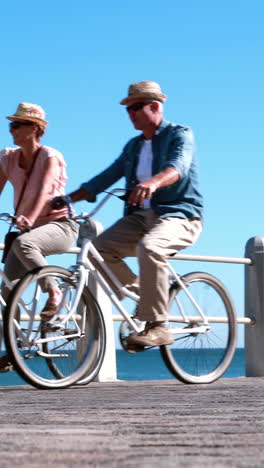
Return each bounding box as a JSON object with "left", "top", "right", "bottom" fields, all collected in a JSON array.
[{"left": 1, "top": 0, "right": 263, "bottom": 346}]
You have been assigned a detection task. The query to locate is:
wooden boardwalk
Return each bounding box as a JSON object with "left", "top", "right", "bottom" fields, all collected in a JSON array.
[{"left": 0, "top": 377, "right": 264, "bottom": 467}]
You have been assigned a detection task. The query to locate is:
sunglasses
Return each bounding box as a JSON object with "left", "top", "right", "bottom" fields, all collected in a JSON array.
[
  {"left": 9, "top": 121, "right": 33, "bottom": 130},
  {"left": 126, "top": 101, "right": 152, "bottom": 113}
]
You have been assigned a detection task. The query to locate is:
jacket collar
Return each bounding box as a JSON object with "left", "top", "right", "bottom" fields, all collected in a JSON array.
[
  {"left": 154, "top": 119, "right": 169, "bottom": 135},
  {"left": 138, "top": 119, "right": 169, "bottom": 140}
]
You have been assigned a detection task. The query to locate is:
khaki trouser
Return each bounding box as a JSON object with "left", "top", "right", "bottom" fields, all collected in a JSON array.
[
  {"left": 2, "top": 218, "right": 78, "bottom": 299},
  {"left": 92, "top": 209, "right": 202, "bottom": 322}
]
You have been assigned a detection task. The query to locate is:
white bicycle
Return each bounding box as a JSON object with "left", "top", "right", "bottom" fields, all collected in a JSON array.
[
  {"left": 3, "top": 190, "right": 237, "bottom": 389},
  {"left": 0, "top": 213, "right": 21, "bottom": 366}
]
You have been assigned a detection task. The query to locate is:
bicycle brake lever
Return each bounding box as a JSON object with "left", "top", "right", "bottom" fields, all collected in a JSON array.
[{"left": 118, "top": 190, "right": 131, "bottom": 201}]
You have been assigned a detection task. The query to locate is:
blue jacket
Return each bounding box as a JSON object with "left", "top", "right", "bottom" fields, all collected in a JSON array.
[{"left": 81, "top": 120, "right": 203, "bottom": 220}]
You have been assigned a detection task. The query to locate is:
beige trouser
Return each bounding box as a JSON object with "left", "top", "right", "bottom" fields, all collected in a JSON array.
[
  {"left": 2, "top": 218, "right": 78, "bottom": 300},
  {"left": 92, "top": 209, "right": 202, "bottom": 322}
]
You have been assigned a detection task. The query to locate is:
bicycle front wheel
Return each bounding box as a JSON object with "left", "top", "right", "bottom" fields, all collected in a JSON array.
[
  {"left": 4, "top": 266, "right": 106, "bottom": 389},
  {"left": 160, "top": 272, "right": 237, "bottom": 384}
]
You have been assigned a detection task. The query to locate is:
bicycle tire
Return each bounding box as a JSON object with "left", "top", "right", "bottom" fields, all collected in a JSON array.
[
  {"left": 42, "top": 280, "right": 106, "bottom": 386},
  {"left": 160, "top": 271, "right": 237, "bottom": 384},
  {"left": 4, "top": 265, "right": 106, "bottom": 389}
]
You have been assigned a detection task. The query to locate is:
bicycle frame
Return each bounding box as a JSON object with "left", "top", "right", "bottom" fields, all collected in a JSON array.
[
  {"left": 44, "top": 187, "right": 211, "bottom": 336},
  {"left": 0, "top": 270, "right": 15, "bottom": 352},
  {"left": 4, "top": 192, "right": 210, "bottom": 350},
  {"left": 0, "top": 214, "right": 22, "bottom": 352},
  {"left": 82, "top": 243, "right": 210, "bottom": 335},
  {"left": 1, "top": 199, "right": 236, "bottom": 387}
]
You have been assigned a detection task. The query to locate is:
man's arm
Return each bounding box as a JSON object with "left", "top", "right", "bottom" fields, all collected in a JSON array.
[
  {"left": 68, "top": 188, "right": 95, "bottom": 203},
  {"left": 61, "top": 149, "right": 128, "bottom": 205},
  {"left": 129, "top": 125, "right": 195, "bottom": 207},
  {"left": 128, "top": 167, "right": 180, "bottom": 207},
  {"left": 64, "top": 163, "right": 180, "bottom": 208}
]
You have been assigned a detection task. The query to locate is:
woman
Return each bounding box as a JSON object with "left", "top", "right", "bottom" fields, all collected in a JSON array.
[{"left": 0, "top": 102, "right": 78, "bottom": 371}]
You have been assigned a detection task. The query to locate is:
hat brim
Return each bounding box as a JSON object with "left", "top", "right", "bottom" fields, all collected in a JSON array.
[
  {"left": 6, "top": 115, "right": 48, "bottom": 126},
  {"left": 120, "top": 93, "right": 167, "bottom": 106}
]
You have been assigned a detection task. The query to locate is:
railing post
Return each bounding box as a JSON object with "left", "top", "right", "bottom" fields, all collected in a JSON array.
[
  {"left": 245, "top": 237, "right": 264, "bottom": 376},
  {"left": 88, "top": 274, "right": 117, "bottom": 382},
  {"left": 73, "top": 220, "right": 117, "bottom": 383}
]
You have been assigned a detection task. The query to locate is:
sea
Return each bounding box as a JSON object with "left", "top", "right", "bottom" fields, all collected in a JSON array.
[{"left": 0, "top": 348, "right": 245, "bottom": 386}]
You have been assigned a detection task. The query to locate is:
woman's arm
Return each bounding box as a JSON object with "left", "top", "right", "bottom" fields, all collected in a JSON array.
[{"left": 0, "top": 166, "right": 7, "bottom": 195}]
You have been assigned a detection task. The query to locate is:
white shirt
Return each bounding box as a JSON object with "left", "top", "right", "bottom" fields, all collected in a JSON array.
[{"left": 136, "top": 140, "right": 153, "bottom": 209}]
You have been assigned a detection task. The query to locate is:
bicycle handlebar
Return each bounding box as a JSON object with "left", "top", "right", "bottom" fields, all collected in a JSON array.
[
  {"left": 0, "top": 213, "right": 16, "bottom": 223},
  {"left": 52, "top": 188, "right": 127, "bottom": 221},
  {"left": 0, "top": 188, "right": 127, "bottom": 228},
  {"left": 87, "top": 189, "right": 127, "bottom": 218}
]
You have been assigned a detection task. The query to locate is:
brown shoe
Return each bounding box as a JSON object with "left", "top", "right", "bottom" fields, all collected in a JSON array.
[
  {"left": 126, "top": 323, "right": 174, "bottom": 347},
  {"left": 40, "top": 301, "right": 58, "bottom": 321},
  {"left": 0, "top": 354, "right": 13, "bottom": 373}
]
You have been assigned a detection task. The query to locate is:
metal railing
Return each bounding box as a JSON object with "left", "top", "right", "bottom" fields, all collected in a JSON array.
[
  {"left": 1, "top": 239, "right": 262, "bottom": 378},
  {"left": 64, "top": 247, "right": 253, "bottom": 325},
  {"left": 0, "top": 244, "right": 254, "bottom": 326}
]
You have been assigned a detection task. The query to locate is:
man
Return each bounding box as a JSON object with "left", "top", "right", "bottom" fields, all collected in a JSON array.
[{"left": 59, "top": 81, "right": 203, "bottom": 347}]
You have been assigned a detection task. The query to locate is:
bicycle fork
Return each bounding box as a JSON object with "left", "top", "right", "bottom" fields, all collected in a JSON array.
[{"left": 167, "top": 264, "right": 210, "bottom": 336}]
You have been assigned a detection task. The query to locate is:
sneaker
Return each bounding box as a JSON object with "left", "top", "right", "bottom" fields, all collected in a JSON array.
[
  {"left": 0, "top": 354, "right": 13, "bottom": 373},
  {"left": 126, "top": 322, "right": 174, "bottom": 347}
]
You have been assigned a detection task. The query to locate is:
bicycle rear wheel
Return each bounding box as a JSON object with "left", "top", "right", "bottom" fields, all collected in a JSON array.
[
  {"left": 4, "top": 266, "right": 106, "bottom": 389},
  {"left": 160, "top": 272, "right": 237, "bottom": 384}
]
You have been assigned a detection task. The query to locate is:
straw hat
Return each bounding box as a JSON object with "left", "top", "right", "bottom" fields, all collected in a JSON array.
[
  {"left": 120, "top": 81, "right": 167, "bottom": 105},
  {"left": 6, "top": 102, "right": 48, "bottom": 126}
]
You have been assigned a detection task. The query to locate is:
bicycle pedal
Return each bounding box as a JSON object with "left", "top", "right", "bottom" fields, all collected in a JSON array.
[
  {"left": 64, "top": 328, "right": 78, "bottom": 335},
  {"left": 126, "top": 344, "right": 145, "bottom": 354},
  {"left": 41, "top": 321, "right": 64, "bottom": 332}
]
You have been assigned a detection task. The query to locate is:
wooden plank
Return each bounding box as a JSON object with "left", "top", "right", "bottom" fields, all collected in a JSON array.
[{"left": 0, "top": 378, "right": 263, "bottom": 467}]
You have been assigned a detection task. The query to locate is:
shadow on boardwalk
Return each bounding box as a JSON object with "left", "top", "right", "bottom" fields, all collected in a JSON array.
[{"left": 0, "top": 377, "right": 263, "bottom": 467}]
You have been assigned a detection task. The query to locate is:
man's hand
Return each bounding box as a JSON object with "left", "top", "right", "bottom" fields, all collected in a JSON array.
[
  {"left": 128, "top": 168, "right": 180, "bottom": 206},
  {"left": 128, "top": 181, "right": 158, "bottom": 206}
]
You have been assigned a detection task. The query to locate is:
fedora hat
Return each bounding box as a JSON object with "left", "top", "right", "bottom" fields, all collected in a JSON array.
[
  {"left": 6, "top": 102, "right": 48, "bottom": 126},
  {"left": 120, "top": 81, "right": 167, "bottom": 105}
]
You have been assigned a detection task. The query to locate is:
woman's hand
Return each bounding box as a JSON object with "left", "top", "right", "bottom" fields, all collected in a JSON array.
[
  {"left": 51, "top": 196, "right": 68, "bottom": 210},
  {"left": 16, "top": 215, "right": 33, "bottom": 231}
]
